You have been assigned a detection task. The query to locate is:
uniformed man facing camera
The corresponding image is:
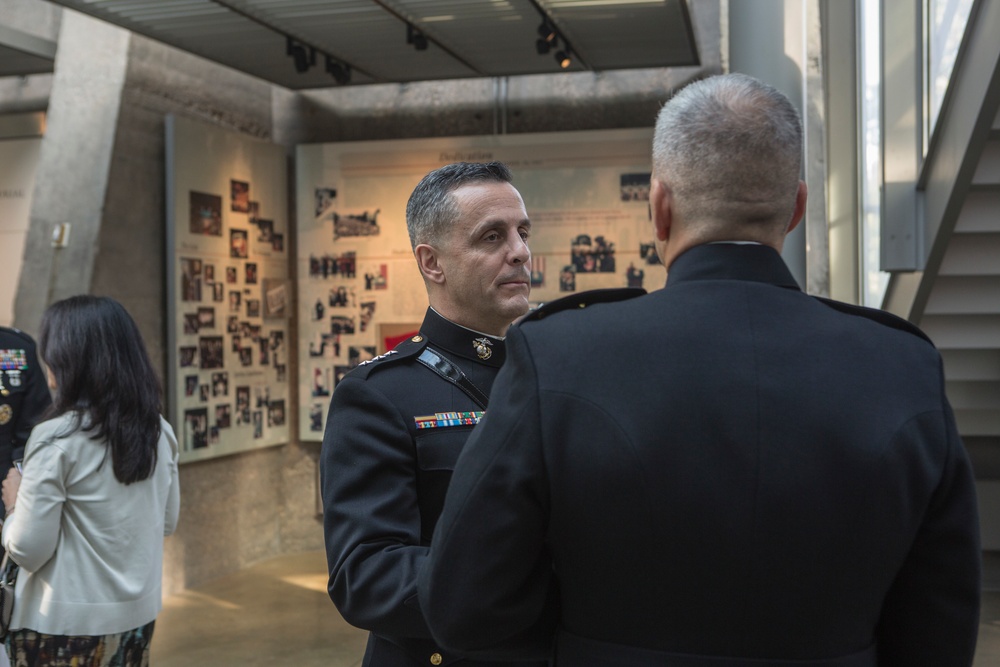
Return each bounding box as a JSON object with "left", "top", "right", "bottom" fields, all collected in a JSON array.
[
  {"left": 320, "top": 162, "right": 548, "bottom": 667},
  {"left": 0, "top": 326, "right": 51, "bottom": 520}
]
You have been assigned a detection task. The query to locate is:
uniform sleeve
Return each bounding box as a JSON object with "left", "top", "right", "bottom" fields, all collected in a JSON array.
[
  {"left": 12, "top": 339, "right": 52, "bottom": 461},
  {"left": 2, "top": 426, "right": 65, "bottom": 572},
  {"left": 320, "top": 374, "right": 433, "bottom": 639},
  {"left": 875, "top": 396, "right": 981, "bottom": 665},
  {"left": 418, "top": 328, "right": 558, "bottom": 659}
]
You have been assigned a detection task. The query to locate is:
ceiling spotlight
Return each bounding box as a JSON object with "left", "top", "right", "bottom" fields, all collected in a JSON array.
[
  {"left": 537, "top": 21, "right": 557, "bottom": 44},
  {"left": 325, "top": 56, "right": 351, "bottom": 85},
  {"left": 286, "top": 37, "right": 315, "bottom": 74},
  {"left": 555, "top": 50, "right": 571, "bottom": 69},
  {"left": 535, "top": 37, "right": 552, "bottom": 55},
  {"left": 407, "top": 23, "right": 428, "bottom": 51}
]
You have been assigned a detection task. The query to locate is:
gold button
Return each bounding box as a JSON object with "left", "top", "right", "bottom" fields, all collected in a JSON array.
[
  {"left": 430, "top": 653, "right": 443, "bottom": 665},
  {"left": 412, "top": 335, "right": 424, "bottom": 342}
]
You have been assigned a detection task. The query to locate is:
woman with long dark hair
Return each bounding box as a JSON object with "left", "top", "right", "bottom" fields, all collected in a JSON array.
[{"left": 1, "top": 296, "right": 180, "bottom": 667}]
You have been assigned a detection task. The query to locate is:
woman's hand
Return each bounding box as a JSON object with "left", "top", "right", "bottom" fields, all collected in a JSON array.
[{"left": 2, "top": 467, "right": 22, "bottom": 515}]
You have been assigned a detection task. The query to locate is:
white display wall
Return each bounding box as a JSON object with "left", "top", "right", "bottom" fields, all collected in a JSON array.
[
  {"left": 166, "top": 115, "right": 290, "bottom": 462},
  {"left": 0, "top": 137, "right": 42, "bottom": 327},
  {"left": 296, "top": 129, "right": 664, "bottom": 440}
]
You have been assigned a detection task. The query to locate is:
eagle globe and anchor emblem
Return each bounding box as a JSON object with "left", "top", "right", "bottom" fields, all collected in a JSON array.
[{"left": 472, "top": 337, "right": 493, "bottom": 361}]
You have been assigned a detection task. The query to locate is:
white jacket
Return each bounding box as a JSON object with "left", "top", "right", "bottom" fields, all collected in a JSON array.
[{"left": 2, "top": 413, "right": 180, "bottom": 636}]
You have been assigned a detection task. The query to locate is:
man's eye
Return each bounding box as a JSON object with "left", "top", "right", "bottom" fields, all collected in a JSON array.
[
  {"left": 519, "top": 230, "right": 530, "bottom": 240},
  {"left": 484, "top": 232, "right": 499, "bottom": 241}
]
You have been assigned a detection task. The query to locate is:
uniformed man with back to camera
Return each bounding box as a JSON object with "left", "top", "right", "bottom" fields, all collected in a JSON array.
[{"left": 320, "top": 161, "right": 552, "bottom": 667}]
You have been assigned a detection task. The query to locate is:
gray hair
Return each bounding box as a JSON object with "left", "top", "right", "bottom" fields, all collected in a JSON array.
[
  {"left": 652, "top": 73, "right": 802, "bottom": 229},
  {"left": 405, "top": 161, "right": 514, "bottom": 248}
]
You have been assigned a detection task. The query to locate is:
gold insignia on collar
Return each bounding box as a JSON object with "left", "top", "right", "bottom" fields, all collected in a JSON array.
[
  {"left": 473, "top": 337, "right": 493, "bottom": 361},
  {"left": 0, "top": 404, "right": 12, "bottom": 426}
]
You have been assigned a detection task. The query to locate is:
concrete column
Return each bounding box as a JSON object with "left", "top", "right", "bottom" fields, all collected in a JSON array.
[{"left": 13, "top": 10, "right": 130, "bottom": 333}]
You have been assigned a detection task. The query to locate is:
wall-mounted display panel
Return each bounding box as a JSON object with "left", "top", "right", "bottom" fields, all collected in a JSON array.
[
  {"left": 296, "top": 129, "right": 663, "bottom": 440},
  {"left": 166, "top": 115, "right": 290, "bottom": 462}
]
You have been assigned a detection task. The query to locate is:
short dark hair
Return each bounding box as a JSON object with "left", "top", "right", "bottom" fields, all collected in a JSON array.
[
  {"left": 405, "top": 161, "right": 514, "bottom": 248},
  {"left": 38, "top": 295, "right": 162, "bottom": 485}
]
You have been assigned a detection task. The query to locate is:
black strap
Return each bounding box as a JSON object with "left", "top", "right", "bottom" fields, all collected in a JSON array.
[{"left": 417, "top": 348, "right": 489, "bottom": 409}]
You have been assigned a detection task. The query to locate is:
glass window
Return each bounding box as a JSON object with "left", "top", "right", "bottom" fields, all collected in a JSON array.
[
  {"left": 926, "top": 0, "right": 975, "bottom": 139},
  {"left": 861, "top": 0, "right": 888, "bottom": 307}
]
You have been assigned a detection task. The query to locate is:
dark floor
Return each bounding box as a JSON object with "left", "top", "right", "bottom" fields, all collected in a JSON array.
[{"left": 150, "top": 550, "right": 1000, "bottom": 666}]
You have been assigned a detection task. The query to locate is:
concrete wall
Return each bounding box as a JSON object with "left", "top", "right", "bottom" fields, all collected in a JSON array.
[{"left": 5, "top": 0, "right": 722, "bottom": 596}]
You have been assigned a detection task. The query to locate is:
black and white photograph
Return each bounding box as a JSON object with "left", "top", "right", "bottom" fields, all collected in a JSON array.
[
  {"left": 229, "top": 290, "right": 242, "bottom": 313},
  {"left": 179, "top": 346, "right": 198, "bottom": 367},
  {"left": 330, "top": 315, "right": 355, "bottom": 335},
  {"left": 620, "top": 172, "right": 651, "bottom": 201},
  {"left": 227, "top": 315, "right": 240, "bottom": 333},
  {"left": 183, "top": 408, "right": 209, "bottom": 450},
  {"left": 329, "top": 285, "right": 354, "bottom": 308},
  {"left": 199, "top": 384, "right": 209, "bottom": 402},
  {"left": 230, "top": 228, "right": 249, "bottom": 258},
  {"left": 267, "top": 399, "right": 286, "bottom": 428},
  {"left": 184, "top": 375, "right": 198, "bottom": 397},
  {"left": 231, "top": 179, "right": 250, "bottom": 213},
  {"left": 183, "top": 313, "right": 199, "bottom": 335},
  {"left": 189, "top": 191, "right": 222, "bottom": 236},
  {"left": 180, "top": 257, "right": 202, "bottom": 302},
  {"left": 252, "top": 411, "right": 263, "bottom": 439},
  {"left": 315, "top": 186, "right": 336, "bottom": 217},
  {"left": 231, "top": 334, "right": 241, "bottom": 353},
  {"left": 199, "top": 336, "right": 225, "bottom": 369},
  {"left": 332, "top": 209, "right": 380, "bottom": 240},
  {"left": 215, "top": 404, "right": 231, "bottom": 429},
  {"left": 209, "top": 426, "right": 220, "bottom": 445},
  {"left": 359, "top": 301, "right": 376, "bottom": 333},
  {"left": 309, "top": 404, "right": 324, "bottom": 432},
  {"left": 256, "top": 219, "right": 273, "bottom": 243},
  {"left": 246, "top": 299, "right": 261, "bottom": 319},
  {"left": 197, "top": 307, "right": 215, "bottom": 330},
  {"left": 211, "top": 371, "right": 228, "bottom": 397},
  {"left": 239, "top": 347, "right": 253, "bottom": 367}
]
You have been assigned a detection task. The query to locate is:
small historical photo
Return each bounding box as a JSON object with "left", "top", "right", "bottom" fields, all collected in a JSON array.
[
  {"left": 258, "top": 338, "right": 270, "bottom": 365},
  {"left": 239, "top": 347, "right": 253, "bottom": 367},
  {"left": 209, "top": 426, "right": 220, "bottom": 445},
  {"left": 626, "top": 262, "right": 645, "bottom": 289},
  {"left": 231, "top": 179, "right": 250, "bottom": 213},
  {"left": 312, "top": 367, "right": 331, "bottom": 398},
  {"left": 332, "top": 209, "right": 380, "bottom": 241},
  {"left": 246, "top": 299, "right": 261, "bottom": 319},
  {"left": 255, "top": 385, "right": 270, "bottom": 408},
  {"left": 183, "top": 408, "right": 209, "bottom": 450},
  {"left": 256, "top": 219, "right": 273, "bottom": 243},
  {"left": 183, "top": 313, "right": 199, "bottom": 335},
  {"left": 179, "top": 346, "right": 198, "bottom": 367},
  {"left": 180, "top": 258, "right": 202, "bottom": 302},
  {"left": 531, "top": 256, "right": 545, "bottom": 287},
  {"left": 620, "top": 172, "right": 651, "bottom": 201},
  {"left": 245, "top": 262, "right": 258, "bottom": 285},
  {"left": 226, "top": 315, "right": 239, "bottom": 334},
  {"left": 199, "top": 384, "right": 209, "bottom": 402},
  {"left": 229, "top": 290, "right": 242, "bottom": 313},
  {"left": 226, "top": 266, "right": 238, "bottom": 283},
  {"left": 252, "top": 411, "right": 263, "bottom": 439},
  {"left": 263, "top": 279, "right": 287, "bottom": 319},
  {"left": 315, "top": 187, "right": 337, "bottom": 217},
  {"left": 199, "top": 336, "right": 225, "bottom": 369},
  {"left": 247, "top": 201, "right": 259, "bottom": 221},
  {"left": 211, "top": 372, "right": 229, "bottom": 397},
  {"left": 231, "top": 334, "right": 241, "bottom": 353},
  {"left": 184, "top": 375, "right": 199, "bottom": 397},
  {"left": 271, "top": 233, "right": 284, "bottom": 252},
  {"left": 230, "top": 228, "right": 249, "bottom": 259},
  {"left": 329, "top": 285, "right": 354, "bottom": 308},
  {"left": 309, "top": 403, "right": 324, "bottom": 433},
  {"left": 267, "top": 399, "right": 286, "bottom": 428},
  {"left": 570, "top": 234, "right": 616, "bottom": 273},
  {"left": 559, "top": 265, "right": 577, "bottom": 292},
  {"left": 309, "top": 251, "right": 356, "bottom": 279},
  {"left": 362, "top": 264, "right": 388, "bottom": 290},
  {"left": 359, "top": 301, "right": 376, "bottom": 333},
  {"left": 330, "top": 315, "right": 355, "bottom": 335},
  {"left": 334, "top": 365, "right": 352, "bottom": 387},
  {"left": 213, "top": 282, "right": 225, "bottom": 302},
  {"left": 204, "top": 264, "right": 215, "bottom": 282},
  {"left": 215, "top": 404, "right": 232, "bottom": 429},
  {"left": 236, "top": 386, "right": 250, "bottom": 419},
  {"left": 197, "top": 307, "right": 215, "bottom": 330},
  {"left": 189, "top": 191, "right": 222, "bottom": 236},
  {"left": 639, "top": 242, "right": 662, "bottom": 266}
]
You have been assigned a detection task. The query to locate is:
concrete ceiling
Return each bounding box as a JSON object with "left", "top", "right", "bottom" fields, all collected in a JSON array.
[{"left": 31, "top": 0, "right": 700, "bottom": 90}]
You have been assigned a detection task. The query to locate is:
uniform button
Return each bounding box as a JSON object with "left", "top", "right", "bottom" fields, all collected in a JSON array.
[
  {"left": 412, "top": 335, "right": 424, "bottom": 343},
  {"left": 430, "top": 652, "right": 443, "bottom": 665}
]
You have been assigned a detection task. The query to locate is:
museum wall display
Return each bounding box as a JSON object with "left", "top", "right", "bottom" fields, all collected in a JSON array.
[
  {"left": 0, "top": 136, "right": 42, "bottom": 327},
  {"left": 166, "top": 115, "right": 290, "bottom": 462},
  {"left": 295, "top": 129, "right": 664, "bottom": 439}
]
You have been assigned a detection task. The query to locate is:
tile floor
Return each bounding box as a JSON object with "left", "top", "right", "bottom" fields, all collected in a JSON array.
[{"left": 150, "top": 550, "right": 1000, "bottom": 666}]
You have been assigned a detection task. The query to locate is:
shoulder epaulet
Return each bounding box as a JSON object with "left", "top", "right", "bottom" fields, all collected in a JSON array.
[
  {"left": 519, "top": 288, "right": 647, "bottom": 324},
  {"left": 347, "top": 333, "right": 429, "bottom": 380},
  {"left": 814, "top": 296, "right": 935, "bottom": 346}
]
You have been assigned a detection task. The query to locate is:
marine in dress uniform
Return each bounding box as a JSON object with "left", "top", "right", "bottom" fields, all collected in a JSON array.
[
  {"left": 0, "top": 326, "right": 51, "bottom": 521},
  {"left": 321, "top": 307, "right": 548, "bottom": 667},
  {"left": 419, "top": 75, "right": 981, "bottom": 667}
]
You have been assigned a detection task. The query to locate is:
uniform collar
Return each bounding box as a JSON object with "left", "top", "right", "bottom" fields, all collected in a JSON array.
[
  {"left": 666, "top": 243, "right": 801, "bottom": 290},
  {"left": 419, "top": 308, "right": 507, "bottom": 368}
]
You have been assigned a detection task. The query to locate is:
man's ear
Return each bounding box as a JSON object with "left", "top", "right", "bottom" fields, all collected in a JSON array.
[
  {"left": 786, "top": 180, "right": 808, "bottom": 235},
  {"left": 414, "top": 244, "right": 445, "bottom": 284},
  {"left": 650, "top": 178, "right": 672, "bottom": 242}
]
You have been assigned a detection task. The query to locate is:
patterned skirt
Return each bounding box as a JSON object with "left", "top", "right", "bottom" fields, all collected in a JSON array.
[{"left": 4, "top": 621, "right": 154, "bottom": 667}]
